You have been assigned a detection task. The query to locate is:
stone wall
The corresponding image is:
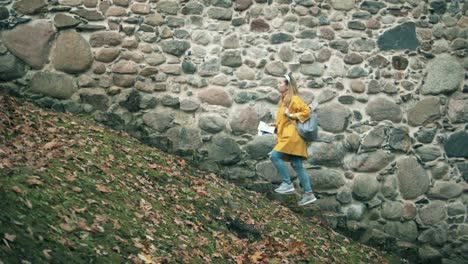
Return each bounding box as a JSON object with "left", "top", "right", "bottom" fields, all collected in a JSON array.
[{"left": 0, "top": 0, "right": 467, "bottom": 262}]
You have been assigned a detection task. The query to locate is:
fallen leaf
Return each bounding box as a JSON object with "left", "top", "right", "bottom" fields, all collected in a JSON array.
[
  {"left": 26, "top": 177, "right": 44, "bottom": 187},
  {"left": 59, "top": 223, "right": 75, "bottom": 232},
  {"left": 138, "top": 253, "right": 154, "bottom": 264},
  {"left": 43, "top": 249, "right": 52, "bottom": 260},
  {"left": 43, "top": 141, "right": 60, "bottom": 150},
  {"left": 11, "top": 186, "right": 25, "bottom": 194},
  {"left": 96, "top": 184, "right": 111, "bottom": 193},
  {"left": 4, "top": 233, "right": 16, "bottom": 242}
]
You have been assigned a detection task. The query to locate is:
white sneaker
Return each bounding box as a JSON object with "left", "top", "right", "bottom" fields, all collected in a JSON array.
[
  {"left": 298, "top": 193, "right": 317, "bottom": 206},
  {"left": 274, "top": 182, "right": 295, "bottom": 194}
]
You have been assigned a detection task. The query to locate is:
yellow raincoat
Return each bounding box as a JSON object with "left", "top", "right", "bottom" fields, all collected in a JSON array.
[{"left": 274, "top": 95, "right": 311, "bottom": 159}]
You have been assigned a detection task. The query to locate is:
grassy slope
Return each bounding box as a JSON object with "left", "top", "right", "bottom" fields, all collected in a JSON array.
[{"left": 0, "top": 94, "right": 399, "bottom": 263}]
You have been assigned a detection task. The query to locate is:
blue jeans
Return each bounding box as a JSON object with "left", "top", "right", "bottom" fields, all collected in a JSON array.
[{"left": 270, "top": 150, "right": 312, "bottom": 193}]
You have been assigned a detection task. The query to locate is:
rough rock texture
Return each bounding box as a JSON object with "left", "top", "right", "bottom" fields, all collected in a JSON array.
[
  {"left": 2, "top": 20, "right": 56, "bottom": 69},
  {"left": 1, "top": 1, "right": 467, "bottom": 262}
]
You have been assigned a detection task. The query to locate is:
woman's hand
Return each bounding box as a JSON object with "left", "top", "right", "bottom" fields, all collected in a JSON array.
[{"left": 283, "top": 107, "right": 290, "bottom": 117}]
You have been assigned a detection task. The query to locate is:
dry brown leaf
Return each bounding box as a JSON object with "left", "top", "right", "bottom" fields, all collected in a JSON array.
[
  {"left": 138, "top": 253, "right": 154, "bottom": 264},
  {"left": 43, "top": 141, "right": 60, "bottom": 150},
  {"left": 59, "top": 223, "right": 75, "bottom": 232},
  {"left": 43, "top": 249, "right": 52, "bottom": 260},
  {"left": 4, "top": 233, "right": 16, "bottom": 242},
  {"left": 72, "top": 207, "right": 87, "bottom": 213},
  {"left": 26, "top": 177, "right": 44, "bottom": 187},
  {"left": 11, "top": 186, "right": 25, "bottom": 194},
  {"left": 96, "top": 184, "right": 111, "bottom": 193}
]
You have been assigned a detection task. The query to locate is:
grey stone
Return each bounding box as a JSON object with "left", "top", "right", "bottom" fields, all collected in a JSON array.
[
  {"left": 156, "top": 0, "right": 179, "bottom": 15},
  {"left": 407, "top": 97, "right": 441, "bottom": 126},
  {"left": 0, "top": 54, "right": 26, "bottom": 81},
  {"left": 418, "top": 224, "right": 448, "bottom": 246},
  {"left": 245, "top": 135, "right": 276, "bottom": 160},
  {"left": 199, "top": 58, "right": 220, "bottom": 77},
  {"left": 360, "top": 1, "right": 386, "bottom": 14},
  {"left": 377, "top": 22, "right": 419, "bottom": 51},
  {"left": 419, "top": 201, "right": 447, "bottom": 226},
  {"left": 53, "top": 31, "right": 93, "bottom": 74},
  {"left": 457, "top": 163, "right": 468, "bottom": 183},
  {"left": 270, "top": 33, "right": 294, "bottom": 44},
  {"left": 361, "top": 125, "right": 386, "bottom": 150},
  {"left": 309, "top": 168, "right": 346, "bottom": 191},
  {"left": 337, "top": 188, "right": 353, "bottom": 204},
  {"left": 447, "top": 202, "right": 465, "bottom": 216},
  {"left": 72, "top": 9, "right": 105, "bottom": 21},
  {"left": 179, "top": 98, "right": 200, "bottom": 112},
  {"left": 444, "top": 131, "right": 468, "bottom": 158},
  {"left": 297, "top": 29, "right": 317, "bottom": 39},
  {"left": 388, "top": 127, "right": 412, "bottom": 153},
  {"left": 300, "top": 62, "right": 324, "bottom": 77},
  {"left": 344, "top": 204, "right": 366, "bottom": 221},
  {"left": 330, "top": 40, "right": 349, "bottom": 53},
  {"left": 197, "top": 86, "right": 232, "bottom": 107},
  {"left": 181, "top": 1, "right": 204, "bottom": 15},
  {"left": 89, "top": 31, "right": 122, "bottom": 47},
  {"left": 397, "top": 157, "right": 430, "bottom": 200},
  {"left": 278, "top": 45, "right": 294, "bottom": 62},
  {"left": 139, "top": 94, "right": 157, "bottom": 109},
  {"left": 207, "top": 7, "right": 232, "bottom": 20},
  {"left": 94, "top": 47, "right": 120, "bottom": 63},
  {"left": 381, "top": 176, "right": 398, "bottom": 199},
  {"left": 3, "top": 20, "right": 56, "bottom": 69},
  {"left": 229, "top": 106, "right": 259, "bottom": 135},
  {"left": 160, "top": 94, "right": 180, "bottom": 107},
  {"left": 428, "top": 181, "right": 463, "bottom": 200},
  {"left": 447, "top": 94, "right": 468, "bottom": 124},
  {"left": 316, "top": 102, "right": 351, "bottom": 133},
  {"left": 221, "top": 50, "right": 242, "bottom": 68},
  {"left": 199, "top": 114, "right": 226, "bottom": 133},
  {"left": 256, "top": 160, "right": 287, "bottom": 184},
  {"left": 207, "top": 134, "right": 242, "bottom": 165},
  {"left": 113, "top": 74, "right": 135, "bottom": 87},
  {"left": 382, "top": 201, "right": 404, "bottom": 221},
  {"left": 142, "top": 110, "right": 175, "bottom": 132},
  {"left": 13, "top": 0, "right": 47, "bottom": 15},
  {"left": 346, "top": 66, "right": 368, "bottom": 78},
  {"left": 79, "top": 88, "right": 110, "bottom": 111},
  {"left": 54, "top": 13, "right": 81, "bottom": 29},
  {"left": 234, "top": 91, "right": 259, "bottom": 104},
  {"left": 415, "top": 126, "right": 437, "bottom": 144},
  {"left": 368, "top": 55, "right": 390, "bottom": 68},
  {"left": 329, "top": 0, "right": 354, "bottom": 10},
  {"left": 415, "top": 145, "right": 441, "bottom": 162},
  {"left": 430, "top": 0, "right": 446, "bottom": 15},
  {"left": 345, "top": 150, "right": 395, "bottom": 173},
  {"left": 265, "top": 61, "right": 287, "bottom": 77},
  {"left": 421, "top": 54, "right": 464, "bottom": 95},
  {"left": 308, "top": 142, "right": 346, "bottom": 167},
  {"left": 30, "top": 72, "right": 77, "bottom": 100},
  {"left": 344, "top": 53, "right": 363, "bottom": 65},
  {"left": 366, "top": 97, "right": 402, "bottom": 122},
  {"left": 348, "top": 21, "right": 366, "bottom": 30},
  {"left": 430, "top": 163, "right": 449, "bottom": 180},
  {"left": 166, "top": 127, "right": 202, "bottom": 155},
  {"left": 352, "top": 174, "right": 379, "bottom": 201},
  {"left": 299, "top": 17, "right": 319, "bottom": 28},
  {"left": 384, "top": 221, "right": 418, "bottom": 242},
  {"left": 160, "top": 40, "right": 190, "bottom": 57}
]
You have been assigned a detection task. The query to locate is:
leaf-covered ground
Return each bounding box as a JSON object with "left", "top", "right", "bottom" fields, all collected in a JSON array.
[{"left": 0, "top": 94, "right": 403, "bottom": 263}]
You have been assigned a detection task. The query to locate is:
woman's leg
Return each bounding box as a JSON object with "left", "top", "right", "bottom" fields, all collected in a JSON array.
[
  {"left": 290, "top": 156, "right": 312, "bottom": 193},
  {"left": 270, "top": 150, "right": 292, "bottom": 184}
]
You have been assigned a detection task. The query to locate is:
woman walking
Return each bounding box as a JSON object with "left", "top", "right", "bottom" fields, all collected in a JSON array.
[{"left": 270, "top": 73, "right": 317, "bottom": 206}]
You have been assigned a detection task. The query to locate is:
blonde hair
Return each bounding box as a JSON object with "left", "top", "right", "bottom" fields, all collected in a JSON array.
[{"left": 282, "top": 73, "right": 299, "bottom": 106}]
